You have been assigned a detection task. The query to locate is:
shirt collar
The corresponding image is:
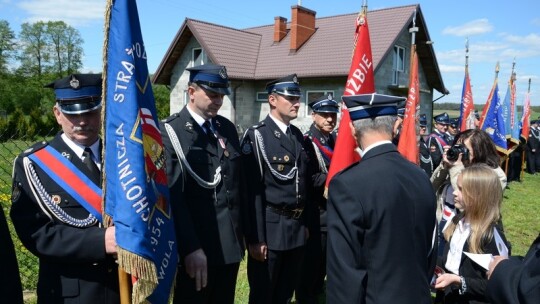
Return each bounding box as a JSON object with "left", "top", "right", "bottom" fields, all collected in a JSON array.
[
  {"left": 268, "top": 113, "right": 289, "bottom": 134},
  {"left": 360, "top": 140, "right": 392, "bottom": 157},
  {"left": 186, "top": 106, "right": 209, "bottom": 128},
  {"left": 61, "top": 133, "right": 100, "bottom": 160}
]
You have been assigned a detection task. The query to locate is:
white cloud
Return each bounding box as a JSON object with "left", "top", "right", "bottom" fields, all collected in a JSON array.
[
  {"left": 18, "top": 0, "right": 104, "bottom": 26},
  {"left": 442, "top": 19, "right": 493, "bottom": 37},
  {"left": 439, "top": 64, "right": 464, "bottom": 73},
  {"left": 502, "top": 33, "right": 540, "bottom": 49}
]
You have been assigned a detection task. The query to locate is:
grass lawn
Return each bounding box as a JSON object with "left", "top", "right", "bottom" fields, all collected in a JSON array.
[{"left": 233, "top": 171, "right": 540, "bottom": 303}]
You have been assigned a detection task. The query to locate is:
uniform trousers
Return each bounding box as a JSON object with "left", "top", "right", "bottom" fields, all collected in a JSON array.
[
  {"left": 248, "top": 246, "right": 304, "bottom": 304},
  {"left": 295, "top": 231, "right": 326, "bottom": 304},
  {"left": 173, "top": 262, "right": 240, "bottom": 304}
]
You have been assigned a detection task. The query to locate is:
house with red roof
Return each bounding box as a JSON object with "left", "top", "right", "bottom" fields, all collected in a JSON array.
[{"left": 153, "top": 3, "right": 448, "bottom": 132}]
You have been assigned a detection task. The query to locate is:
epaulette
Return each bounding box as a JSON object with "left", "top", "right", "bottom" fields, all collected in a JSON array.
[
  {"left": 248, "top": 121, "right": 265, "bottom": 130},
  {"left": 21, "top": 140, "right": 48, "bottom": 156},
  {"left": 162, "top": 113, "right": 180, "bottom": 123}
]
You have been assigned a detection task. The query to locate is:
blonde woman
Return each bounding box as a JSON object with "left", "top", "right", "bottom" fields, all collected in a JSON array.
[{"left": 434, "top": 164, "right": 510, "bottom": 303}]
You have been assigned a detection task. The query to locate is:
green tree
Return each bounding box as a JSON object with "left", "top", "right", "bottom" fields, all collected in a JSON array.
[
  {"left": 17, "top": 21, "right": 84, "bottom": 78},
  {"left": 46, "top": 21, "right": 83, "bottom": 77},
  {"left": 152, "top": 83, "right": 171, "bottom": 120},
  {"left": 0, "top": 20, "right": 16, "bottom": 73},
  {"left": 17, "top": 21, "right": 49, "bottom": 77}
]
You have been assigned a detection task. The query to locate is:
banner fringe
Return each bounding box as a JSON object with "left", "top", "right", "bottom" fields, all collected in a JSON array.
[{"left": 117, "top": 247, "right": 158, "bottom": 303}]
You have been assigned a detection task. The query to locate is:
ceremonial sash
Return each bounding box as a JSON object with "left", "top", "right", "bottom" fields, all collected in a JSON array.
[
  {"left": 28, "top": 146, "right": 103, "bottom": 223},
  {"left": 311, "top": 137, "right": 334, "bottom": 164},
  {"left": 429, "top": 133, "right": 448, "bottom": 150}
]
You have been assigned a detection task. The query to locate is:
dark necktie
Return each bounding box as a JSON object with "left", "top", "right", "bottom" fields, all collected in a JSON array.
[
  {"left": 203, "top": 120, "right": 218, "bottom": 144},
  {"left": 286, "top": 127, "right": 297, "bottom": 152},
  {"left": 82, "top": 147, "right": 100, "bottom": 178}
]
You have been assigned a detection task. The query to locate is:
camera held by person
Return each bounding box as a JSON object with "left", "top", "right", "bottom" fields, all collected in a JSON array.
[{"left": 446, "top": 144, "right": 469, "bottom": 162}]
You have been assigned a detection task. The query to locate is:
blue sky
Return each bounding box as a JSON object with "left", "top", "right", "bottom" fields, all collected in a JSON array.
[{"left": 1, "top": 0, "right": 539, "bottom": 106}]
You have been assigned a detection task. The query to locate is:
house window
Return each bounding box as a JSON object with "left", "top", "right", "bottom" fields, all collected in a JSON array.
[
  {"left": 256, "top": 92, "right": 268, "bottom": 102},
  {"left": 392, "top": 45, "right": 406, "bottom": 85},
  {"left": 305, "top": 90, "right": 335, "bottom": 116},
  {"left": 192, "top": 48, "right": 207, "bottom": 66}
]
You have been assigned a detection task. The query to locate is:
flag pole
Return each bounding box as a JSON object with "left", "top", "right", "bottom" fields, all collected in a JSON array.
[
  {"left": 102, "top": 0, "right": 132, "bottom": 303},
  {"left": 479, "top": 62, "right": 500, "bottom": 127},
  {"left": 397, "top": 8, "right": 420, "bottom": 163}
]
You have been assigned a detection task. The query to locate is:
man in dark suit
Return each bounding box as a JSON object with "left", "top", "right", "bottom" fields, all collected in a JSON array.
[
  {"left": 241, "top": 74, "right": 316, "bottom": 304},
  {"left": 10, "top": 74, "right": 119, "bottom": 304},
  {"left": 295, "top": 94, "right": 339, "bottom": 304},
  {"left": 160, "top": 64, "right": 245, "bottom": 304},
  {"left": 419, "top": 114, "right": 434, "bottom": 177},
  {"left": 326, "top": 93, "right": 437, "bottom": 304},
  {"left": 525, "top": 120, "right": 539, "bottom": 174},
  {"left": 428, "top": 112, "right": 452, "bottom": 169},
  {"left": 487, "top": 233, "right": 540, "bottom": 304},
  {"left": 447, "top": 117, "right": 460, "bottom": 144}
]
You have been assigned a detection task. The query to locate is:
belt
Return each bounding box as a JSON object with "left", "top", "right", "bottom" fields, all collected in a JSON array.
[{"left": 266, "top": 204, "right": 304, "bottom": 219}]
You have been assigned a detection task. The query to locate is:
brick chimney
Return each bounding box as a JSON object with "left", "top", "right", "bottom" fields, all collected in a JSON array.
[
  {"left": 274, "top": 16, "right": 287, "bottom": 43},
  {"left": 290, "top": 5, "right": 316, "bottom": 51}
]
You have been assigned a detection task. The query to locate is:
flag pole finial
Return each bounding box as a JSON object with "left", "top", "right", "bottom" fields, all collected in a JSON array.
[
  {"left": 465, "top": 38, "right": 469, "bottom": 68},
  {"left": 511, "top": 57, "right": 517, "bottom": 80},
  {"left": 409, "top": 9, "right": 418, "bottom": 45}
]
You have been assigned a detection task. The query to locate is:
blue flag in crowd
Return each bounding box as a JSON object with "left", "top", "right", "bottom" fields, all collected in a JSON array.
[
  {"left": 104, "top": 0, "right": 177, "bottom": 303},
  {"left": 501, "top": 82, "right": 512, "bottom": 138},
  {"left": 480, "top": 81, "right": 507, "bottom": 152}
]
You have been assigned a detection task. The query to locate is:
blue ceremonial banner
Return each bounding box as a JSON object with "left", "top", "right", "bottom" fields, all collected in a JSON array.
[
  {"left": 501, "top": 82, "right": 512, "bottom": 138},
  {"left": 103, "top": 0, "right": 177, "bottom": 303},
  {"left": 480, "top": 81, "right": 507, "bottom": 152}
]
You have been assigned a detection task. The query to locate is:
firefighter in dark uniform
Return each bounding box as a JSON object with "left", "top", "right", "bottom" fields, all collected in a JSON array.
[
  {"left": 448, "top": 117, "right": 460, "bottom": 143},
  {"left": 419, "top": 114, "right": 434, "bottom": 177},
  {"left": 10, "top": 74, "right": 119, "bottom": 304},
  {"left": 241, "top": 74, "right": 316, "bottom": 304},
  {"left": 326, "top": 93, "right": 437, "bottom": 304},
  {"left": 295, "top": 94, "right": 338, "bottom": 304},
  {"left": 427, "top": 112, "right": 452, "bottom": 169},
  {"left": 160, "top": 64, "right": 245, "bottom": 304},
  {"left": 526, "top": 120, "right": 540, "bottom": 174}
]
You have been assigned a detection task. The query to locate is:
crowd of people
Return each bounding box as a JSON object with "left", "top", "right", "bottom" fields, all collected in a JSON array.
[{"left": 0, "top": 65, "right": 538, "bottom": 304}]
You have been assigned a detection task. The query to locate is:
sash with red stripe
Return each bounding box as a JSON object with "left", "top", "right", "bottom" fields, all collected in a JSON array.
[
  {"left": 428, "top": 133, "right": 448, "bottom": 150},
  {"left": 28, "top": 146, "right": 103, "bottom": 223},
  {"left": 311, "top": 137, "right": 334, "bottom": 163}
]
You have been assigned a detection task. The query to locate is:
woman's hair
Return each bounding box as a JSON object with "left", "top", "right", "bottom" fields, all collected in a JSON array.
[
  {"left": 444, "top": 163, "right": 503, "bottom": 253},
  {"left": 454, "top": 129, "right": 500, "bottom": 168}
]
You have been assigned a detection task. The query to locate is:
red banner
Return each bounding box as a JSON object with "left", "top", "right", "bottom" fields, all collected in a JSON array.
[
  {"left": 520, "top": 92, "right": 531, "bottom": 142},
  {"left": 325, "top": 7, "right": 375, "bottom": 191},
  {"left": 397, "top": 45, "right": 419, "bottom": 164},
  {"left": 460, "top": 67, "right": 475, "bottom": 131}
]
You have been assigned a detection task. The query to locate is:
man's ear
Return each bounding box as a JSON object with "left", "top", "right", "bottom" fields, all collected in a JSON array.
[
  {"left": 268, "top": 94, "right": 277, "bottom": 108},
  {"left": 52, "top": 106, "right": 62, "bottom": 125}
]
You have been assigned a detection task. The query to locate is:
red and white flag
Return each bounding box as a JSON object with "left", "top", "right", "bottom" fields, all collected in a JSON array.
[
  {"left": 460, "top": 65, "right": 475, "bottom": 131},
  {"left": 397, "top": 45, "right": 419, "bottom": 164},
  {"left": 520, "top": 91, "right": 531, "bottom": 143},
  {"left": 325, "top": 6, "right": 375, "bottom": 193}
]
